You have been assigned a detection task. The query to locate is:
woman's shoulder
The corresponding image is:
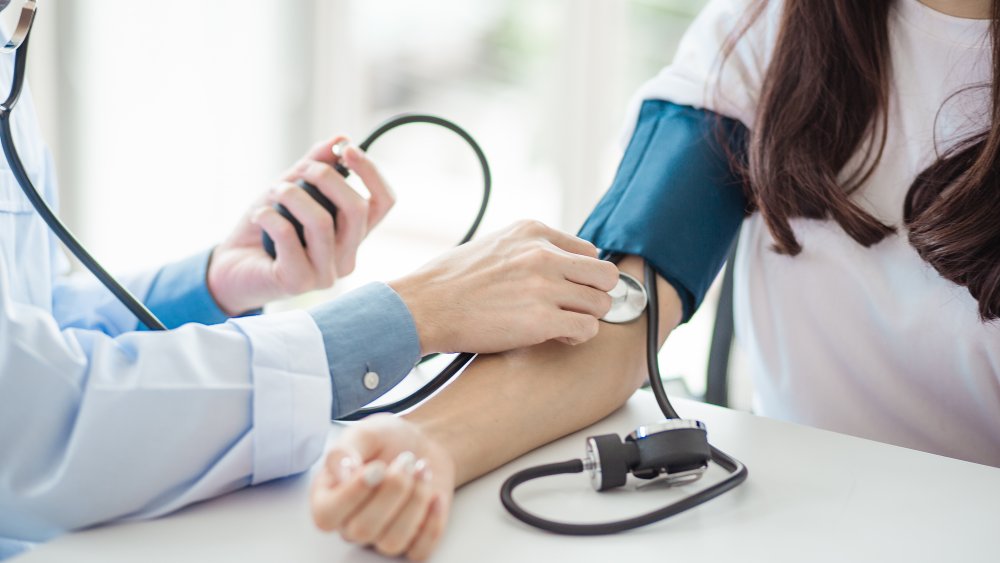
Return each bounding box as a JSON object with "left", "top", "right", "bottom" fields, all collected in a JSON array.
[
  {"left": 636, "top": 0, "right": 785, "bottom": 127},
  {"left": 693, "top": 0, "right": 784, "bottom": 67}
]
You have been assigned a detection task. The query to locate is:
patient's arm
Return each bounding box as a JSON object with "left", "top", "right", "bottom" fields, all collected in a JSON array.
[
  {"left": 309, "top": 255, "right": 682, "bottom": 560},
  {"left": 409, "top": 255, "right": 680, "bottom": 484},
  {"left": 310, "top": 98, "right": 746, "bottom": 558}
]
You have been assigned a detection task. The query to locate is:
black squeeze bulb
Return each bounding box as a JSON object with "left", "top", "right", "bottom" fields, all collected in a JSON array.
[{"left": 262, "top": 141, "right": 350, "bottom": 259}]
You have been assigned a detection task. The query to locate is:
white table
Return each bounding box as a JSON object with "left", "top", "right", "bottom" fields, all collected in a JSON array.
[{"left": 19, "top": 393, "right": 1000, "bottom": 563}]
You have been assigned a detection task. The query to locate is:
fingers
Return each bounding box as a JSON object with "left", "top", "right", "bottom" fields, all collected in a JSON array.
[
  {"left": 310, "top": 458, "right": 381, "bottom": 532},
  {"left": 405, "top": 497, "right": 447, "bottom": 562},
  {"left": 294, "top": 161, "right": 368, "bottom": 276},
  {"left": 532, "top": 221, "right": 600, "bottom": 259},
  {"left": 342, "top": 146, "right": 396, "bottom": 229},
  {"left": 313, "top": 449, "right": 441, "bottom": 559},
  {"left": 272, "top": 183, "right": 337, "bottom": 287},
  {"left": 322, "top": 448, "right": 362, "bottom": 485},
  {"left": 557, "top": 252, "right": 620, "bottom": 292},
  {"left": 252, "top": 206, "right": 315, "bottom": 294},
  {"left": 556, "top": 281, "right": 613, "bottom": 319},
  {"left": 342, "top": 452, "right": 418, "bottom": 546},
  {"left": 552, "top": 310, "right": 601, "bottom": 345},
  {"left": 509, "top": 221, "right": 618, "bottom": 292},
  {"left": 302, "top": 135, "right": 350, "bottom": 164},
  {"left": 374, "top": 472, "right": 435, "bottom": 557},
  {"left": 335, "top": 418, "right": 392, "bottom": 463},
  {"left": 272, "top": 134, "right": 398, "bottom": 281}
]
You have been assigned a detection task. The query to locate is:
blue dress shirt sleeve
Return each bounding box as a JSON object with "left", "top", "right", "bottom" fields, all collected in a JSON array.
[
  {"left": 0, "top": 64, "right": 338, "bottom": 547},
  {"left": 53, "top": 249, "right": 256, "bottom": 334},
  {"left": 140, "top": 249, "right": 232, "bottom": 329},
  {"left": 309, "top": 282, "right": 422, "bottom": 418}
]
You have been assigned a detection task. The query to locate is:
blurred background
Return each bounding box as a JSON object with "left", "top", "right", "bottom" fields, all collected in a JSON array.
[{"left": 26, "top": 0, "right": 751, "bottom": 408}]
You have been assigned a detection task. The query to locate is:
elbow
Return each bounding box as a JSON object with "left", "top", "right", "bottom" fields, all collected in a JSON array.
[
  {"left": 556, "top": 322, "right": 651, "bottom": 426},
  {"left": 605, "top": 353, "right": 648, "bottom": 416}
]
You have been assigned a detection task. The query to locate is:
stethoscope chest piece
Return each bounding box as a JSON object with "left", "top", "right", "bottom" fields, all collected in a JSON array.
[{"left": 601, "top": 271, "right": 648, "bottom": 324}]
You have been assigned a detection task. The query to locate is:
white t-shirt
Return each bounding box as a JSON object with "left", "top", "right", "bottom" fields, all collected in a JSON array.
[{"left": 631, "top": 0, "right": 1000, "bottom": 467}]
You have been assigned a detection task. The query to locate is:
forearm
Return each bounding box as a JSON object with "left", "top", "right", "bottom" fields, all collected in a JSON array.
[{"left": 404, "top": 256, "right": 681, "bottom": 485}]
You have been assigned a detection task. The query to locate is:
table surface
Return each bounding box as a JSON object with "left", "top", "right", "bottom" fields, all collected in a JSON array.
[{"left": 19, "top": 393, "right": 1000, "bottom": 563}]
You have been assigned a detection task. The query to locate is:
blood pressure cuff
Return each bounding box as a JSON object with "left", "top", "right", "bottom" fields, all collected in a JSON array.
[{"left": 578, "top": 100, "right": 749, "bottom": 323}]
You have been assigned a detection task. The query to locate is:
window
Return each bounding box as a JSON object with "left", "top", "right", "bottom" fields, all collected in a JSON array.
[{"left": 31, "top": 0, "right": 750, "bottom": 407}]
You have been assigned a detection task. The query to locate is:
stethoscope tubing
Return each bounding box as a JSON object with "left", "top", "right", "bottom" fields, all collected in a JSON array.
[
  {"left": 3, "top": 16, "right": 493, "bottom": 418},
  {"left": 496, "top": 261, "right": 748, "bottom": 535},
  {"left": 1, "top": 23, "right": 168, "bottom": 331},
  {"left": 5, "top": 4, "right": 749, "bottom": 531}
]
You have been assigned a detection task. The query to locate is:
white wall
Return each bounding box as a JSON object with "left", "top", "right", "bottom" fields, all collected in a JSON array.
[{"left": 27, "top": 0, "right": 740, "bottom": 404}]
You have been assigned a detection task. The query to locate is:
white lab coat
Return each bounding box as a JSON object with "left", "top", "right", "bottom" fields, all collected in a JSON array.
[{"left": 0, "top": 56, "right": 332, "bottom": 541}]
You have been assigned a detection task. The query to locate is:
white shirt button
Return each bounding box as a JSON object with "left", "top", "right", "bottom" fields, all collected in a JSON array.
[{"left": 363, "top": 371, "right": 380, "bottom": 390}]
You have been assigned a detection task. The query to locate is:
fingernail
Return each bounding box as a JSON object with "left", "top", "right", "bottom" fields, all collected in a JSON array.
[
  {"left": 250, "top": 207, "right": 267, "bottom": 224},
  {"left": 363, "top": 460, "right": 386, "bottom": 487},
  {"left": 391, "top": 451, "right": 417, "bottom": 475},
  {"left": 338, "top": 456, "right": 359, "bottom": 483},
  {"left": 413, "top": 458, "right": 432, "bottom": 482},
  {"left": 414, "top": 458, "right": 428, "bottom": 476}
]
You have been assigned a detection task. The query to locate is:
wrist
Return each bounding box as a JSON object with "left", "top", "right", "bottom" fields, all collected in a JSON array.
[
  {"left": 388, "top": 272, "right": 445, "bottom": 356},
  {"left": 206, "top": 246, "right": 253, "bottom": 317},
  {"left": 405, "top": 412, "right": 463, "bottom": 486}
]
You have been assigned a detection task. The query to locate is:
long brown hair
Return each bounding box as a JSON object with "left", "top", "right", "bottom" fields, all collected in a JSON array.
[{"left": 733, "top": 0, "right": 1000, "bottom": 320}]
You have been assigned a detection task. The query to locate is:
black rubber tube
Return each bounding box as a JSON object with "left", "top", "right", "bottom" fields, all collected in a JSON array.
[
  {"left": 497, "top": 260, "right": 748, "bottom": 535},
  {"left": 0, "top": 27, "right": 166, "bottom": 331},
  {"left": 335, "top": 353, "right": 476, "bottom": 421}
]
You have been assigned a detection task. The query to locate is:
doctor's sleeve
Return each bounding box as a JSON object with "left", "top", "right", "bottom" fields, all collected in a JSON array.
[
  {"left": 0, "top": 280, "right": 331, "bottom": 541},
  {"left": 309, "top": 282, "right": 421, "bottom": 418},
  {"left": 51, "top": 249, "right": 233, "bottom": 335}
]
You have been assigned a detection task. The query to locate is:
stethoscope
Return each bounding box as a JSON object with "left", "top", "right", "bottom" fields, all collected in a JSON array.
[{"left": 2, "top": 0, "right": 747, "bottom": 535}]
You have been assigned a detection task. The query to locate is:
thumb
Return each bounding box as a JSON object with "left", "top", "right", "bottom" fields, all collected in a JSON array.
[
  {"left": 321, "top": 446, "right": 363, "bottom": 489},
  {"left": 330, "top": 422, "right": 387, "bottom": 468}
]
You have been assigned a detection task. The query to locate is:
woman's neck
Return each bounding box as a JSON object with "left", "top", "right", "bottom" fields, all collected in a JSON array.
[{"left": 917, "top": 0, "right": 992, "bottom": 19}]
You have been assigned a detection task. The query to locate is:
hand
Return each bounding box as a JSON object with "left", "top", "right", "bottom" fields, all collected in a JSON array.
[
  {"left": 207, "top": 136, "right": 396, "bottom": 315},
  {"left": 310, "top": 416, "right": 455, "bottom": 561},
  {"left": 389, "top": 220, "right": 620, "bottom": 354}
]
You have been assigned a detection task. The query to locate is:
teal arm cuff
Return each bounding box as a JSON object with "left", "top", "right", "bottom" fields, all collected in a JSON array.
[{"left": 578, "top": 100, "right": 749, "bottom": 323}]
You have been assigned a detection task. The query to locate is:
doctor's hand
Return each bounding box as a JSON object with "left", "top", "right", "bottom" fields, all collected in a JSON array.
[
  {"left": 207, "top": 136, "right": 395, "bottom": 315},
  {"left": 389, "top": 220, "right": 619, "bottom": 354},
  {"left": 311, "top": 415, "right": 455, "bottom": 561}
]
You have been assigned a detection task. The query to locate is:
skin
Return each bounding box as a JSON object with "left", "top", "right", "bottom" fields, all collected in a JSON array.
[
  {"left": 389, "top": 220, "right": 619, "bottom": 354},
  {"left": 206, "top": 138, "right": 618, "bottom": 355},
  {"left": 311, "top": 256, "right": 683, "bottom": 560},
  {"left": 208, "top": 136, "right": 393, "bottom": 315},
  {"left": 918, "top": 0, "right": 991, "bottom": 18},
  {"left": 312, "top": 0, "right": 997, "bottom": 558}
]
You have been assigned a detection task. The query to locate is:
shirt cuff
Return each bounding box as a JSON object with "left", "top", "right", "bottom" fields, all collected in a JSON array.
[
  {"left": 309, "top": 282, "right": 421, "bottom": 418},
  {"left": 229, "top": 310, "right": 333, "bottom": 485},
  {"left": 141, "top": 249, "right": 234, "bottom": 330}
]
